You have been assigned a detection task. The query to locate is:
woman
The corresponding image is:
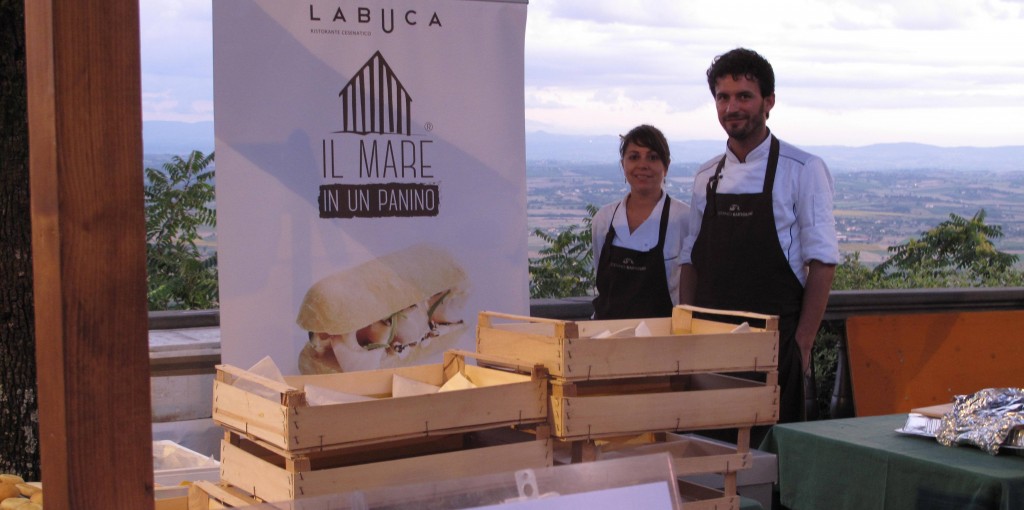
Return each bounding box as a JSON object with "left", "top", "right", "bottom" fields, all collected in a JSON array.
[{"left": 591, "top": 124, "right": 690, "bottom": 319}]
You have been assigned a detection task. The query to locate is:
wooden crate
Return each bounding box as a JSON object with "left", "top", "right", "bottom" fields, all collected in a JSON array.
[
  {"left": 217, "top": 427, "right": 553, "bottom": 503},
  {"left": 477, "top": 306, "right": 779, "bottom": 442},
  {"left": 477, "top": 305, "right": 778, "bottom": 381},
  {"left": 581, "top": 431, "right": 756, "bottom": 510},
  {"left": 548, "top": 432, "right": 755, "bottom": 510},
  {"left": 550, "top": 372, "right": 778, "bottom": 441},
  {"left": 212, "top": 351, "right": 547, "bottom": 455}
]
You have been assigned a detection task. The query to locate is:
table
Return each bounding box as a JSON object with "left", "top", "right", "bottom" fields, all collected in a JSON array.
[{"left": 761, "top": 414, "right": 1024, "bottom": 510}]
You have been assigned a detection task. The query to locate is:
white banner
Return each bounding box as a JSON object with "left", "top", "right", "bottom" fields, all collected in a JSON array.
[{"left": 213, "top": 0, "right": 529, "bottom": 375}]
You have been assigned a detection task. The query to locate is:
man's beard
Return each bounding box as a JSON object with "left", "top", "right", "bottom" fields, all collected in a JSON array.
[{"left": 721, "top": 105, "right": 767, "bottom": 142}]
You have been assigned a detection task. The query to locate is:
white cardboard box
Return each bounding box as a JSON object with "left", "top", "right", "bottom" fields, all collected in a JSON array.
[{"left": 153, "top": 439, "right": 220, "bottom": 487}]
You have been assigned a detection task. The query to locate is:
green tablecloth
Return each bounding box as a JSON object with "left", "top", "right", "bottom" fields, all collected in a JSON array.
[{"left": 761, "top": 414, "right": 1024, "bottom": 510}]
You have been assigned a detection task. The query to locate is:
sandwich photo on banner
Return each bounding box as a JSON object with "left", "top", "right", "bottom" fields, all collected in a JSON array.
[{"left": 296, "top": 243, "right": 469, "bottom": 374}]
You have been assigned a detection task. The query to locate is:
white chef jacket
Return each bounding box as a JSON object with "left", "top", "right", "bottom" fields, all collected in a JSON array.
[
  {"left": 680, "top": 135, "right": 840, "bottom": 286},
  {"left": 592, "top": 192, "right": 690, "bottom": 305}
]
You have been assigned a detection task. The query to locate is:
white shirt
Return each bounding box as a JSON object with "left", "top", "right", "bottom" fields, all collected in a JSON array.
[
  {"left": 680, "top": 135, "right": 840, "bottom": 286},
  {"left": 592, "top": 192, "right": 690, "bottom": 305}
]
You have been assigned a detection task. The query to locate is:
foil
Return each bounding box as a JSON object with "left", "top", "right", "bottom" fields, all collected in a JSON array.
[{"left": 936, "top": 388, "right": 1024, "bottom": 455}]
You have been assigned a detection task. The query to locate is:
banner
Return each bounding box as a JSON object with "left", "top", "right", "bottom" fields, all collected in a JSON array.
[{"left": 213, "top": 0, "right": 529, "bottom": 375}]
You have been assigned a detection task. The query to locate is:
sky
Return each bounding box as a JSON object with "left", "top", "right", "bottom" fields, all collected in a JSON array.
[{"left": 140, "top": 0, "right": 1024, "bottom": 148}]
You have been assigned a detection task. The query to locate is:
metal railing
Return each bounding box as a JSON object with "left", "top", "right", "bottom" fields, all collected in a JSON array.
[
  {"left": 151, "top": 288, "right": 1024, "bottom": 330},
  {"left": 150, "top": 287, "right": 1024, "bottom": 418}
]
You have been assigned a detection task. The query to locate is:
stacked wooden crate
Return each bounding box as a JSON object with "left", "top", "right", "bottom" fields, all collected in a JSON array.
[
  {"left": 476, "top": 305, "right": 780, "bottom": 510},
  {"left": 197, "top": 351, "right": 551, "bottom": 507}
]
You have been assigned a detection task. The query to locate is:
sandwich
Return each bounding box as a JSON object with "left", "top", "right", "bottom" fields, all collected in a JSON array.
[{"left": 296, "top": 243, "right": 469, "bottom": 374}]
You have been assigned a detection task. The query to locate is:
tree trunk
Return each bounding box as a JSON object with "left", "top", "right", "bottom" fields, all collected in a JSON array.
[{"left": 0, "top": 0, "right": 40, "bottom": 481}]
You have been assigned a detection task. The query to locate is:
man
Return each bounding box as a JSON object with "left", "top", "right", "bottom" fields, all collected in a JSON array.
[{"left": 679, "top": 48, "right": 839, "bottom": 423}]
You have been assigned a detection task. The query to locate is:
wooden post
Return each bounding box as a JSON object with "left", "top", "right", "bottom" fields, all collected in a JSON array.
[{"left": 25, "top": 0, "right": 153, "bottom": 508}]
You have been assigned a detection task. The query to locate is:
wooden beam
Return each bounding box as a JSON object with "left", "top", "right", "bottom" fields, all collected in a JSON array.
[{"left": 25, "top": 0, "right": 153, "bottom": 507}]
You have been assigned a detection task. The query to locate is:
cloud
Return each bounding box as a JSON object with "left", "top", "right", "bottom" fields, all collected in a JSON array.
[
  {"left": 140, "top": 0, "right": 213, "bottom": 73},
  {"left": 141, "top": 0, "right": 1024, "bottom": 146}
]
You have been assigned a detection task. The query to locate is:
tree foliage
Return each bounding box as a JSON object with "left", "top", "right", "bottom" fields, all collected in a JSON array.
[
  {"left": 835, "top": 209, "right": 1022, "bottom": 290},
  {"left": 144, "top": 151, "right": 219, "bottom": 310},
  {"left": 529, "top": 204, "right": 598, "bottom": 298},
  {"left": 529, "top": 206, "right": 1022, "bottom": 299},
  {"left": 877, "top": 209, "right": 1017, "bottom": 280}
]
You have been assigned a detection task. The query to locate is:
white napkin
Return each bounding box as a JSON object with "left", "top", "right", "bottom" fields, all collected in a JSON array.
[
  {"left": 439, "top": 372, "right": 477, "bottom": 392},
  {"left": 235, "top": 356, "right": 287, "bottom": 400},
  {"left": 730, "top": 322, "right": 751, "bottom": 333},
  {"left": 248, "top": 355, "right": 286, "bottom": 382},
  {"left": 392, "top": 374, "right": 441, "bottom": 397}
]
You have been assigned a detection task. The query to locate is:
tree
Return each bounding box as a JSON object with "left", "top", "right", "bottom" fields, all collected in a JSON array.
[
  {"left": 529, "top": 204, "right": 597, "bottom": 298},
  {"left": 144, "top": 151, "right": 219, "bottom": 310},
  {"left": 875, "top": 209, "right": 1020, "bottom": 287},
  {"left": 831, "top": 252, "right": 882, "bottom": 290},
  {"left": 0, "top": 0, "right": 41, "bottom": 479}
]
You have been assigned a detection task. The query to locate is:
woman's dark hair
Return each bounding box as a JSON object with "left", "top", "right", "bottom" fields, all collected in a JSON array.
[
  {"left": 619, "top": 124, "right": 671, "bottom": 167},
  {"left": 706, "top": 47, "right": 775, "bottom": 98}
]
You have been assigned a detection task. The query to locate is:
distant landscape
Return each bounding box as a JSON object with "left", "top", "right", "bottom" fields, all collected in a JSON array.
[
  {"left": 145, "top": 121, "right": 1024, "bottom": 264},
  {"left": 144, "top": 120, "right": 1024, "bottom": 172},
  {"left": 528, "top": 164, "right": 1024, "bottom": 264}
]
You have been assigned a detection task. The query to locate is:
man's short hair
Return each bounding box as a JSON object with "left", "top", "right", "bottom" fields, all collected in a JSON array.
[{"left": 706, "top": 48, "right": 775, "bottom": 98}]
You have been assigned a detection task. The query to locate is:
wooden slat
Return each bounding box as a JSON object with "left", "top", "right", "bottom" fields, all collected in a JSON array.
[
  {"left": 212, "top": 380, "right": 290, "bottom": 449},
  {"left": 463, "top": 362, "right": 543, "bottom": 387},
  {"left": 477, "top": 327, "right": 565, "bottom": 373},
  {"left": 677, "top": 304, "right": 779, "bottom": 326},
  {"left": 553, "top": 384, "right": 778, "bottom": 440},
  {"left": 220, "top": 437, "right": 552, "bottom": 502},
  {"left": 220, "top": 442, "right": 297, "bottom": 501},
  {"left": 25, "top": 0, "right": 152, "bottom": 508},
  {"left": 189, "top": 481, "right": 261, "bottom": 509},
  {"left": 561, "top": 332, "right": 779, "bottom": 380},
  {"left": 479, "top": 310, "right": 568, "bottom": 327},
  {"left": 286, "top": 379, "right": 546, "bottom": 451}
]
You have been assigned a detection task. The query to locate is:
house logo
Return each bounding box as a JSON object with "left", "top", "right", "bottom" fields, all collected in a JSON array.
[
  {"left": 317, "top": 51, "right": 438, "bottom": 220},
  {"left": 721, "top": 202, "right": 753, "bottom": 218},
  {"left": 610, "top": 257, "right": 646, "bottom": 272},
  {"left": 337, "top": 51, "right": 412, "bottom": 136}
]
